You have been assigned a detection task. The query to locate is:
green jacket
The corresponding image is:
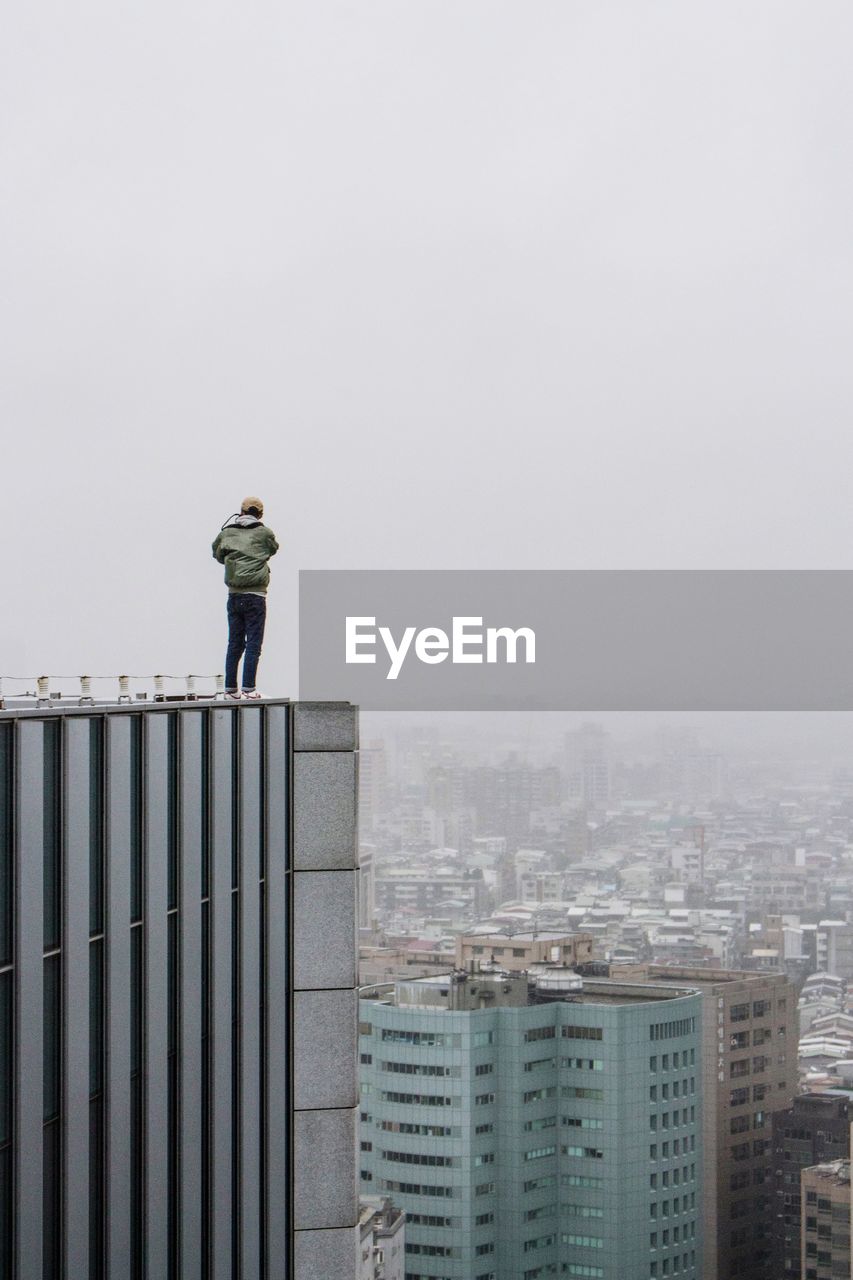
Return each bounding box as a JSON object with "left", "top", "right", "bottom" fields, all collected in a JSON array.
[{"left": 212, "top": 516, "right": 279, "bottom": 592}]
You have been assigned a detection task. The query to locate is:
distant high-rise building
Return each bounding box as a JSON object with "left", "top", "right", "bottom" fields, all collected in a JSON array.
[
  {"left": 656, "top": 727, "right": 726, "bottom": 803},
  {"left": 612, "top": 964, "right": 797, "bottom": 1280},
  {"left": 816, "top": 922, "right": 853, "bottom": 982},
  {"left": 0, "top": 697, "right": 360, "bottom": 1280},
  {"left": 360, "top": 969, "right": 704, "bottom": 1280},
  {"left": 359, "top": 843, "right": 377, "bottom": 929},
  {"left": 800, "top": 1158, "right": 851, "bottom": 1280},
  {"left": 373, "top": 866, "right": 487, "bottom": 919},
  {"left": 360, "top": 739, "right": 388, "bottom": 835},
  {"left": 770, "top": 1093, "right": 851, "bottom": 1280},
  {"left": 565, "top": 723, "right": 612, "bottom": 810}
]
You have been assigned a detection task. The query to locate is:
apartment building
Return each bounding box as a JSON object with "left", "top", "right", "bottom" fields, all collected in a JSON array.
[
  {"left": 800, "top": 1160, "right": 851, "bottom": 1280},
  {"left": 360, "top": 968, "right": 703, "bottom": 1280},
  {"left": 612, "top": 965, "right": 797, "bottom": 1279},
  {"left": 771, "top": 1093, "right": 851, "bottom": 1280},
  {"left": 455, "top": 930, "right": 594, "bottom": 973}
]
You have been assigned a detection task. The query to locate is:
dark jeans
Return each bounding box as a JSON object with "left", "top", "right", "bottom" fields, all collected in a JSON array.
[{"left": 225, "top": 593, "right": 267, "bottom": 690}]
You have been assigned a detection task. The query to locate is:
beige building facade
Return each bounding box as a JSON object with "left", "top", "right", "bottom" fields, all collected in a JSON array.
[
  {"left": 613, "top": 964, "right": 798, "bottom": 1280},
  {"left": 455, "top": 928, "right": 594, "bottom": 971},
  {"left": 800, "top": 1158, "right": 851, "bottom": 1280}
]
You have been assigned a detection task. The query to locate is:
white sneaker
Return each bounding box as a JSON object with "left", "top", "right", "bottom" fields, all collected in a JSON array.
[
  {"left": 242, "top": 689, "right": 262, "bottom": 700},
  {"left": 225, "top": 689, "right": 242, "bottom": 701}
]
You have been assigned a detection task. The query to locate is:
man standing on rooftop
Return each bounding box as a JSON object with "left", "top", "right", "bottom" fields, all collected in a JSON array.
[{"left": 212, "top": 496, "right": 279, "bottom": 700}]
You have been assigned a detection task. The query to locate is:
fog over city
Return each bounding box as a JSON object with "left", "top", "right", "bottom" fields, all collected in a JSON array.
[{"left": 356, "top": 709, "right": 853, "bottom": 1278}]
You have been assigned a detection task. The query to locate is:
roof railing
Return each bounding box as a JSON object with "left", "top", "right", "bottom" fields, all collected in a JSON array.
[{"left": 0, "top": 673, "right": 226, "bottom": 709}]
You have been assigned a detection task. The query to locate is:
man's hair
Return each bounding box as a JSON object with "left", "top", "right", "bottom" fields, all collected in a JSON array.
[{"left": 241, "top": 495, "right": 264, "bottom": 518}]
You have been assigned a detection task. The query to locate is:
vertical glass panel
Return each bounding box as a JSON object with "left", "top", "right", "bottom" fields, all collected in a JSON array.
[
  {"left": 258, "top": 713, "right": 266, "bottom": 882},
  {"left": 0, "top": 971, "right": 10, "bottom": 1147},
  {"left": 167, "top": 716, "right": 178, "bottom": 912},
  {"left": 42, "top": 1119, "right": 61, "bottom": 1280},
  {"left": 167, "top": 912, "right": 178, "bottom": 1280},
  {"left": 231, "top": 715, "right": 239, "bottom": 891},
  {"left": 89, "top": 939, "right": 104, "bottom": 1097},
  {"left": 89, "top": 1097, "right": 104, "bottom": 1280},
  {"left": 201, "top": 715, "right": 210, "bottom": 901},
  {"left": 89, "top": 937, "right": 105, "bottom": 1280},
  {"left": 259, "top": 882, "right": 266, "bottom": 1278},
  {"left": 43, "top": 720, "right": 61, "bottom": 949},
  {"left": 43, "top": 954, "right": 60, "bottom": 1123},
  {"left": 201, "top": 899, "right": 210, "bottom": 1280},
  {"left": 0, "top": 1143, "right": 11, "bottom": 1280},
  {"left": 130, "top": 926, "right": 143, "bottom": 1280},
  {"left": 89, "top": 720, "right": 104, "bottom": 936},
  {"left": 131, "top": 1072, "right": 143, "bottom": 1280},
  {"left": 0, "top": 724, "right": 12, "bottom": 967},
  {"left": 130, "top": 927, "right": 142, "bottom": 1079},
  {"left": 231, "top": 891, "right": 240, "bottom": 1280},
  {"left": 130, "top": 718, "right": 142, "bottom": 924}
]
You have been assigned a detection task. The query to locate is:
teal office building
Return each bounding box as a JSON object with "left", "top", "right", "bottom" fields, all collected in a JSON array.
[{"left": 359, "top": 969, "right": 703, "bottom": 1280}]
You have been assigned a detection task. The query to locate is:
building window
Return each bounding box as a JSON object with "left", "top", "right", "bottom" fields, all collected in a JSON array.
[
  {"left": 524, "top": 1116, "right": 557, "bottom": 1133},
  {"left": 525, "top": 1204, "right": 557, "bottom": 1222},
  {"left": 381, "top": 1028, "right": 461, "bottom": 1047},
  {"left": 564, "top": 1204, "right": 604, "bottom": 1219},
  {"left": 525, "top": 1026, "right": 556, "bottom": 1043},
  {"left": 523, "top": 1234, "right": 556, "bottom": 1252},
  {"left": 525, "top": 1087, "right": 558, "bottom": 1103},
  {"left": 380, "top": 1090, "right": 453, "bottom": 1107},
  {"left": 564, "top": 1175, "right": 604, "bottom": 1190}
]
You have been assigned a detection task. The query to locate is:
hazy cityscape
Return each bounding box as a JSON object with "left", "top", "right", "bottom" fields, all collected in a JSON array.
[{"left": 356, "top": 712, "right": 853, "bottom": 1280}]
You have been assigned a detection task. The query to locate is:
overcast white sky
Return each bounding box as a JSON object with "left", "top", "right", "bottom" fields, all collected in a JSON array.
[{"left": 2, "top": 3, "right": 853, "bottom": 696}]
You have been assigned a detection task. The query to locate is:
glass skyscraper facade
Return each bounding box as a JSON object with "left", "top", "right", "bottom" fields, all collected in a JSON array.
[
  {"left": 359, "top": 971, "right": 703, "bottom": 1280},
  {"left": 0, "top": 697, "right": 360, "bottom": 1280}
]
